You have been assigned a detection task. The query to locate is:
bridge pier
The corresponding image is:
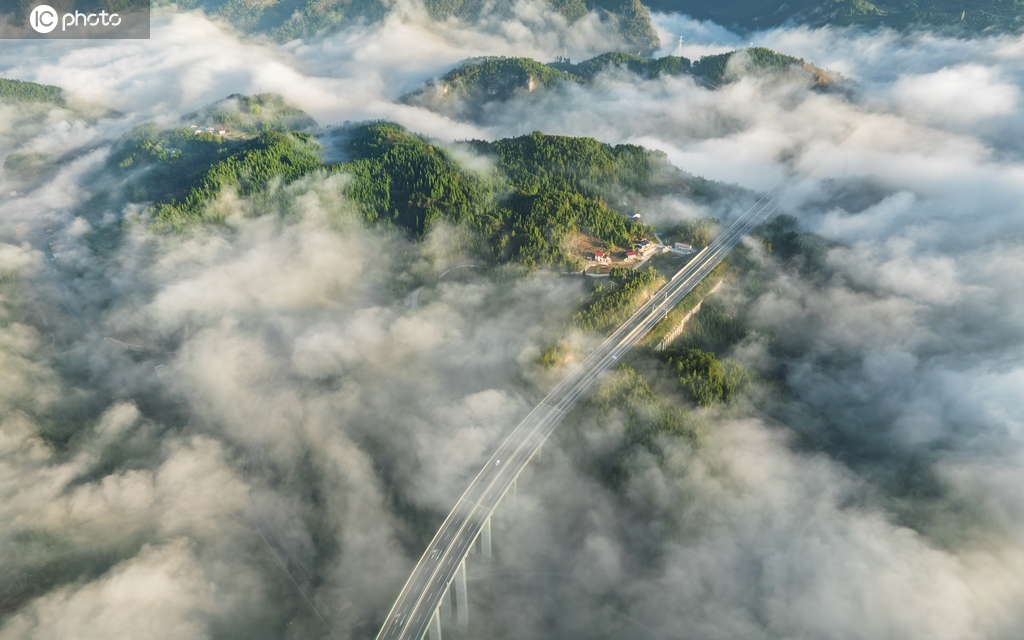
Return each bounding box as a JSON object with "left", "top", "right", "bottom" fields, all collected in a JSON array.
[
  {"left": 428, "top": 608, "right": 441, "bottom": 640},
  {"left": 455, "top": 559, "right": 468, "bottom": 627},
  {"left": 481, "top": 516, "right": 492, "bottom": 558},
  {"left": 440, "top": 584, "right": 452, "bottom": 622}
]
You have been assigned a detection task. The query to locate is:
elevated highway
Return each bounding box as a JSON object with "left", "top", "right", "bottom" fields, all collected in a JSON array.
[{"left": 376, "top": 183, "right": 789, "bottom": 640}]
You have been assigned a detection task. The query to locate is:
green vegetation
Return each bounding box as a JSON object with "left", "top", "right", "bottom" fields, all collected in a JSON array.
[
  {"left": 537, "top": 341, "right": 574, "bottom": 367},
  {"left": 108, "top": 123, "right": 239, "bottom": 204},
  {"left": 154, "top": 0, "right": 658, "bottom": 52},
  {"left": 404, "top": 53, "right": 693, "bottom": 117},
  {"left": 587, "top": 0, "right": 660, "bottom": 54},
  {"left": 342, "top": 123, "right": 654, "bottom": 266},
  {"left": 475, "top": 130, "right": 660, "bottom": 199},
  {"left": 598, "top": 366, "right": 705, "bottom": 444},
  {"left": 0, "top": 78, "right": 66, "bottom": 106},
  {"left": 106, "top": 95, "right": 318, "bottom": 209},
  {"left": 400, "top": 57, "right": 584, "bottom": 118},
  {"left": 643, "top": 262, "right": 726, "bottom": 347},
  {"left": 152, "top": 132, "right": 323, "bottom": 231},
  {"left": 340, "top": 122, "right": 495, "bottom": 235},
  {"left": 131, "top": 116, "right": 669, "bottom": 268},
  {"left": 405, "top": 46, "right": 843, "bottom": 121},
  {"left": 438, "top": 57, "right": 583, "bottom": 95},
  {"left": 663, "top": 347, "right": 750, "bottom": 406},
  {"left": 551, "top": 52, "right": 690, "bottom": 80},
  {"left": 669, "top": 297, "right": 748, "bottom": 355},
  {"left": 562, "top": 365, "right": 708, "bottom": 491},
  {"left": 638, "top": 0, "right": 1024, "bottom": 34},
  {"left": 667, "top": 217, "right": 719, "bottom": 248},
  {"left": 119, "top": 97, "right": 734, "bottom": 277},
  {"left": 183, "top": 93, "right": 317, "bottom": 134},
  {"left": 574, "top": 268, "right": 660, "bottom": 333},
  {"left": 2, "top": 153, "right": 50, "bottom": 180},
  {"left": 691, "top": 47, "right": 839, "bottom": 87},
  {"left": 752, "top": 214, "right": 837, "bottom": 275}
]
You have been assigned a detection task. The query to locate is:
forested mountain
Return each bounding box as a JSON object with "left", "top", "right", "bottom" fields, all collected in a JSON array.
[
  {"left": 148, "top": 0, "right": 660, "bottom": 53},
  {"left": 400, "top": 57, "right": 586, "bottom": 120},
  {"left": 0, "top": 77, "right": 114, "bottom": 180},
  {"left": 402, "top": 47, "right": 840, "bottom": 120},
  {"left": 108, "top": 97, "right": 735, "bottom": 269},
  {"left": 103, "top": 93, "right": 318, "bottom": 207},
  {"left": 549, "top": 51, "right": 691, "bottom": 80},
  {"left": 690, "top": 47, "right": 846, "bottom": 88},
  {"left": 143, "top": 120, "right": 663, "bottom": 266},
  {"left": 0, "top": 78, "right": 66, "bottom": 106},
  {"left": 644, "top": 0, "right": 1023, "bottom": 34}
]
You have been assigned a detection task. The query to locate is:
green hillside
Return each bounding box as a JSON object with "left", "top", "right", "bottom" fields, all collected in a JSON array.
[
  {"left": 642, "top": 0, "right": 1023, "bottom": 34},
  {"left": 182, "top": 93, "right": 317, "bottom": 134},
  {"left": 0, "top": 78, "right": 66, "bottom": 106},
  {"left": 323, "top": 123, "right": 657, "bottom": 266},
  {"left": 401, "top": 53, "right": 692, "bottom": 119},
  {"left": 162, "top": 0, "right": 659, "bottom": 53},
  {"left": 691, "top": 47, "right": 844, "bottom": 88},
  {"left": 106, "top": 93, "right": 318, "bottom": 209},
  {"left": 550, "top": 52, "right": 691, "bottom": 80},
  {"left": 151, "top": 131, "right": 323, "bottom": 231},
  {"left": 403, "top": 47, "right": 841, "bottom": 120},
  {"left": 109, "top": 90, "right": 741, "bottom": 269},
  {"left": 121, "top": 105, "right": 737, "bottom": 269},
  {"left": 400, "top": 57, "right": 584, "bottom": 116}
]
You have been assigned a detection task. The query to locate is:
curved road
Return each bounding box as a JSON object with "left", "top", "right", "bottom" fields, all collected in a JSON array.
[{"left": 376, "top": 185, "right": 789, "bottom": 640}]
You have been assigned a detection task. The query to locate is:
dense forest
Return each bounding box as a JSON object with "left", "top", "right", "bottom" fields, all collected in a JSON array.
[
  {"left": 115, "top": 0, "right": 658, "bottom": 53},
  {"left": 0, "top": 78, "right": 66, "bottom": 106},
  {"left": 549, "top": 52, "right": 691, "bottom": 80},
  {"left": 403, "top": 46, "right": 839, "bottom": 120},
  {"left": 151, "top": 132, "right": 323, "bottom": 231},
  {"left": 400, "top": 53, "right": 694, "bottom": 119},
  {"left": 554, "top": 217, "right": 846, "bottom": 522},
  {"left": 691, "top": 48, "right": 842, "bottom": 88},
  {"left": 639, "top": 0, "right": 1024, "bottom": 34},
  {"left": 110, "top": 93, "right": 749, "bottom": 269},
  {"left": 342, "top": 123, "right": 654, "bottom": 266},
  {"left": 574, "top": 268, "right": 661, "bottom": 332},
  {"left": 182, "top": 93, "right": 318, "bottom": 134},
  {"left": 120, "top": 115, "right": 689, "bottom": 266},
  {"left": 399, "top": 57, "right": 586, "bottom": 118}
]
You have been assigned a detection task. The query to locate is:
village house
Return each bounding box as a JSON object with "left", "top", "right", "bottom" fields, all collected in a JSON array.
[
  {"left": 593, "top": 251, "right": 610, "bottom": 263},
  {"left": 634, "top": 239, "right": 657, "bottom": 256},
  {"left": 190, "top": 124, "right": 228, "bottom": 136}
]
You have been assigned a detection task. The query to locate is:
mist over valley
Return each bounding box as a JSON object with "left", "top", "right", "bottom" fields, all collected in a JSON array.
[{"left": 2, "top": 2, "right": 1024, "bottom": 639}]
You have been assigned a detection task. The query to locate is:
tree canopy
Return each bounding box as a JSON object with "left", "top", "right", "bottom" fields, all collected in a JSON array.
[
  {"left": 0, "top": 78, "right": 66, "bottom": 106},
  {"left": 691, "top": 47, "right": 842, "bottom": 87}
]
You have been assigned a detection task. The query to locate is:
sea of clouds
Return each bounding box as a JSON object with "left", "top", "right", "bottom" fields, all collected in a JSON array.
[{"left": 1, "top": 2, "right": 1023, "bottom": 638}]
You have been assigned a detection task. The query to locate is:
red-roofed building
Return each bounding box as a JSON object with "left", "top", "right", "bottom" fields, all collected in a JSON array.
[{"left": 593, "top": 251, "right": 610, "bottom": 263}]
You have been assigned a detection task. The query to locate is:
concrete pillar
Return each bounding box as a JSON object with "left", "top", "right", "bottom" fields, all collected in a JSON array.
[
  {"left": 481, "top": 516, "right": 492, "bottom": 558},
  {"left": 455, "top": 559, "right": 468, "bottom": 627},
  {"left": 440, "top": 584, "right": 452, "bottom": 623},
  {"left": 428, "top": 608, "right": 441, "bottom": 640}
]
